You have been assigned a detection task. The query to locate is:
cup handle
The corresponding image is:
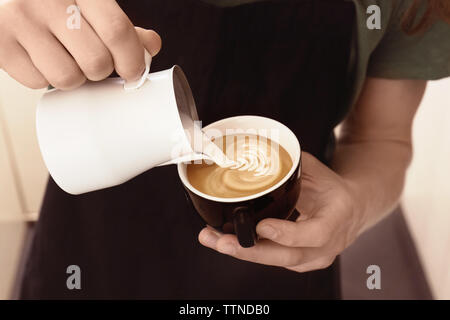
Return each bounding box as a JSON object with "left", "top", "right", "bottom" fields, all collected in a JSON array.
[
  {"left": 123, "top": 49, "right": 152, "bottom": 91},
  {"left": 232, "top": 207, "right": 257, "bottom": 248}
]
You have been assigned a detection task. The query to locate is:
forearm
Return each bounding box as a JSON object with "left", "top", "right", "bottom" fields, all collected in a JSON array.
[
  {"left": 330, "top": 78, "right": 426, "bottom": 234},
  {"left": 332, "top": 137, "right": 412, "bottom": 234},
  {"left": 202, "top": 79, "right": 428, "bottom": 272}
]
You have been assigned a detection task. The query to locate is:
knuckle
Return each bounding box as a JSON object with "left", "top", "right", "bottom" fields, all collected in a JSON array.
[
  {"left": 314, "top": 233, "right": 330, "bottom": 247},
  {"left": 335, "top": 191, "right": 353, "bottom": 211},
  {"left": 148, "top": 29, "right": 161, "bottom": 41},
  {"left": 301, "top": 151, "right": 313, "bottom": 159},
  {"left": 301, "top": 151, "right": 314, "bottom": 163},
  {"left": 290, "top": 254, "right": 304, "bottom": 267},
  {"left": 117, "top": 62, "right": 144, "bottom": 81},
  {"left": 29, "top": 78, "right": 49, "bottom": 89},
  {"left": 280, "top": 254, "right": 294, "bottom": 267},
  {"left": 313, "top": 223, "right": 332, "bottom": 247},
  {"left": 334, "top": 240, "right": 347, "bottom": 253},
  {"left": 102, "top": 17, "right": 132, "bottom": 45},
  {"left": 52, "top": 72, "right": 85, "bottom": 90},
  {"left": 3, "top": 0, "right": 24, "bottom": 16},
  {"left": 147, "top": 30, "right": 162, "bottom": 54},
  {"left": 283, "top": 250, "right": 303, "bottom": 267},
  {"left": 278, "top": 224, "right": 297, "bottom": 247},
  {"left": 0, "top": 4, "right": 18, "bottom": 28},
  {"left": 83, "top": 53, "right": 113, "bottom": 80},
  {"left": 3, "top": 0, "right": 35, "bottom": 23},
  {"left": 283, "top": 235, "right": 298, "bottom": 247},
  {"left": 317, "top": 256, "right": 336, "bottom": 270}
]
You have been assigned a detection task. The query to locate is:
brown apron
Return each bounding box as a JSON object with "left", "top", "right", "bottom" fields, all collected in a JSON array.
[{"left": 21, "top": 0, "right": 355, "bottom": 299}]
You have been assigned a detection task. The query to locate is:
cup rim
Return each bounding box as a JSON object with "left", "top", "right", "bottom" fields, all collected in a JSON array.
[{"left": 177, "top": 115, "right": 301, "bottom": 203}]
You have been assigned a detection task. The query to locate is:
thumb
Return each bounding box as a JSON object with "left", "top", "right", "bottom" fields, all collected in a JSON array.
[
  {"left": 300, "top": 151, "right": 336, "bottom": 180},
  {"left": 134, "top": 27, "right": 162, "bottom": 57},
  {"left": 301, "top": 152, "right": 327, "bottom": 172}
]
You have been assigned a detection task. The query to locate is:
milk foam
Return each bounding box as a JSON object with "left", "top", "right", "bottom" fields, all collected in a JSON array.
[{"left": 186, "top": 134, "right": 291, "bottom": 198}]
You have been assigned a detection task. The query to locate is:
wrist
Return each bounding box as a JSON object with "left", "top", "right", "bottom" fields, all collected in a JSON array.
[{"left": 342, "top": 177, "right": 370, "bottom": 236}]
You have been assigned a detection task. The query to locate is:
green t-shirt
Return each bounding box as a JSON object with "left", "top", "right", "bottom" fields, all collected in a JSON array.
[
  {"left": 201, "top": 0, "right": 450, "bottom": 107},
  {"left": 352, "top": 0, "right": 450, "bottom": 105}
]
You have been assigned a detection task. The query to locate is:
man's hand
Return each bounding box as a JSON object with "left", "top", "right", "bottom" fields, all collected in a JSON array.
[
  {"left": 198, "top": 151, "right": 364, "bottom": 273},
  {"left": 199, "top": 78, "right": 426, "bottom": 273},
  {"left": 0, "top": 0, "right": 161, "bottom": 90}
]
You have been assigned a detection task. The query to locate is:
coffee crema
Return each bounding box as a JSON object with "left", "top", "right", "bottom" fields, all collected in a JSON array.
[{"left": 187, "top": 134, "right": 293, "bottom": 198}]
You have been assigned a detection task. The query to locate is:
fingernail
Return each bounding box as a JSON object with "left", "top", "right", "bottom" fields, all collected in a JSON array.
[
  {"left": 218, "top": 242, "right": 236, "bottom": 255},
  {"left": 201, "top": 229, "right": 219, "bottom": 247},
  {"left": 258, "top": 224, "right": 277, "bottom": 239}
]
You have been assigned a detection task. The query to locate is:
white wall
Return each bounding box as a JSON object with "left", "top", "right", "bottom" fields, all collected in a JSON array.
[
  {"left": 402, "top": 78, "right": 450, "bottom": 300},
  {"left": 0, "top": 71, "right": 47, "bottom": 221},
  {"left": 0, "top": 71, "right": 46, "bottom": 299}
]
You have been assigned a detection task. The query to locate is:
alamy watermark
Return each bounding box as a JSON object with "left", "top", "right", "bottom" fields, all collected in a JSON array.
[
  {"left": 367, "top": 5, "right": 381, "bottom": 30},
  {"left": 66, "top": 264, "right": 81, "bottom": 290},
  {"left": 366, "top": 264, "right": 381, "bottom": 290},
  {"left": 66, "top": 5, "right": 81, "bottom": 30}
]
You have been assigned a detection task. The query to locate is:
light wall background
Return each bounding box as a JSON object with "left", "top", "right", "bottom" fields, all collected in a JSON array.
[
  {"left": 0, "top": 71, "right": 449, "bottom": 299},
  {"left": 0, "top": 70, "right": 46, "bottom": 299},
  {"left": 402, "top": 78, "right": 450, "bottom": 300}
]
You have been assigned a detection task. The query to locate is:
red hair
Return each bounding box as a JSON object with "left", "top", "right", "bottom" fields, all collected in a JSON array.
[{"left": 402, "top": 0, "right": 450, "bottom": 34}]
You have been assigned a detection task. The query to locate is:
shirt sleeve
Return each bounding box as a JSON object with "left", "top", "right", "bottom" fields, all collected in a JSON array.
[{"left": 367, "top": 0, "right": 450, "bottom": 80}]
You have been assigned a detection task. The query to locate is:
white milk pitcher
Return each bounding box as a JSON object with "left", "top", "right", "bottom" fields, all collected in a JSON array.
[{"left": 36, "top": 57, "right": 206, "bottom": 195}]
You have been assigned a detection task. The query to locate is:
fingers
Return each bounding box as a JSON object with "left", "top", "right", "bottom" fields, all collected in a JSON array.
[
  {"left": 15, "top": 24, "right": 86, "bottom": 90},
  {"left": 197, "top": 152, "right": 349, "bottom": 272},
  {"left": 300, "top": 151, "right": 330, "bottom": 176},
  {"left": 47, "top": 3, "right": 114, "bottom": 81},
  {"left": 0, "top": 0, "right": 162, "bottom": 90},
  {"left": 199, "top": 227, "right": 331, "bottom": 269},
  {"left": 135, "top": 27, "right": 162, "bottom": 57},
  {"left": 0, "top": 40, "right": 49, "bottom": 89},
  {"left": 256, "top": 217, "right": 333, "bottom": 248},
  {"left": 199, "top": 228, "right": 302, "bottom": 267},
  {"left": 75, "top": 0, "right": 146, "bottom": 81},
  {"left": 286, "top": 255, "right": 336, "bottom": 273}
]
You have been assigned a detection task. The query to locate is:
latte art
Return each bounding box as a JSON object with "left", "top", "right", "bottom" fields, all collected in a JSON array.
[
  {"left": 187, "top": 134, "right": 292, "bottom": 198},
  {"left": 227, "top": 137, "right": 280, "bottom": 177}
]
